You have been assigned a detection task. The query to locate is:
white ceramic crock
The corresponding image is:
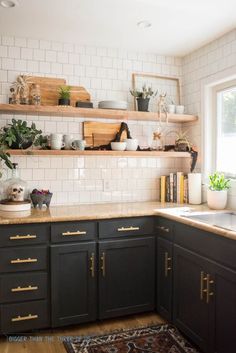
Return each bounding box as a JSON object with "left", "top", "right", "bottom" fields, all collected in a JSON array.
[{"left": 207, "top": 189, "right": 228, "bottom": 210}]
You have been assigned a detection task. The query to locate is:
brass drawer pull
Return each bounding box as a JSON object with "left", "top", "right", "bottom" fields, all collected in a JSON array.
[
  {"left": 10, "top": 234, "right": 37, "bottom": 240},
  {"left": 90, "top": 253, "right": 95, "bottom": 278},
  {"left": 101, "top": 252, "right": 106, "bottom": 277},
  {"left": 156, "top": 225, "right": 170, "bottom": 233},
  {"left": 11, "top": 285, "right": 38, "bottom": 292},
  {"left": 11, "top": 314, "right": 38, "bottom": 322},
  {"left": 200, "top": 271, "right": 208, "bottom": 300},
  {"left": 117, "top": 226, "right": 140, "bottom": 232},
  {"left": 164, "top": 252, "right": 172, "bottom": 277},
  {"left": 10, "top": 258, "right": 38, "bottom": 264},
  {"left": 206, "top": 274, "right": 214, "bottom": 304},
  {"left": 62, "top": 230, "right": 87, "bottom": 236}
]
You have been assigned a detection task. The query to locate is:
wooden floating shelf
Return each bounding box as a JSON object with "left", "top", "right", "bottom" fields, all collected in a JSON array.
[
  {"left": 7, "top": 149, "right": 191, "bottom": 158},
  {"left": 0, "top": 104, "right": 198, "bottom": 123}
]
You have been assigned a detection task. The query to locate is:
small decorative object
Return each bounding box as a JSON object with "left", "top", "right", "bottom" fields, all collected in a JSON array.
[
  {"left": 58, "top": 86, "right": 71, "bottom": 106},
  {"left": 130, "top": 85, "right": 157, "bottom": 112},
  {"left": 151, "top": 129, "right": 163, "bottom": 150},
  {"left": 9, "top": 87, "right": 20, "bottom": 104},
  {"left": 30, "top": 189, "right": 53, "bottom": 209},
  {"left": 157, "top": 92, "right": 168, "bottom": 121},
  {"left": 176, "top": 105, "right": 185, "bottom": 114},
  {"left": 76, "top": 101, "right": 93, "bottom": 108},
  {"left": 207, "top": 172, "right": 230, "bottom": 210},
  {"left": 30, "top": 83, "right": 41, "bottom": 105},
  {"left": 167, "top": 100, "right": 176, "bottom": 114},
  {"left": 111, "top": 142, "right": 127, "bottom": 151},
  {"left": 11, "top": 75, "right": 32, "bottom": 105},
  {"left": 174, "top": 130, "right": 191, "bottom": 152},
  {"left": 63, "top": 134, "right": 74, "bottom": 150},
  {"left": 98, "top": 100, "right": 127, "bottom": 110},
  {"left": 71, "top": 140, "right": 86, "bottom": 150},
  {"left": 50, "top": 133, "right": 65, "bottom": 150},
  {"left": 188, "top": 173, "right": 202, "bottom": 204},
  {"left": 124, "top": 138, "right": 138, "bottom": 151},
  {"left": 0, "top": 119, "right": 42, "bottom": 149}
]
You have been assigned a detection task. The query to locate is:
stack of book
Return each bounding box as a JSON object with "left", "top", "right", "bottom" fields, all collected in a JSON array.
[{"left": 160, "top": 172, "right": 189, "bottom": 204}]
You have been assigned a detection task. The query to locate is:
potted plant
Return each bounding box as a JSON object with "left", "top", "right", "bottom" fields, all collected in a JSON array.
[
  {"left": 174, "top": 130, "right": 191, "bottom": 151},
  {"left": 0, "top": 119, "right": 42, "bottom": 149},
  {"left": 0, "top": 149, "right": 13, "bottom": 179},
  {"left": 58, "top": 86, "right": 71, "bottom": 106},
  {"left": 130, "top": 84, "right": 157, "bottom": 112},
  {"left": 167, "top": 99, "right": 176, "bottom": 114},
  {"left": 207, "top": 172, "right": 230, "bottom": 209}
]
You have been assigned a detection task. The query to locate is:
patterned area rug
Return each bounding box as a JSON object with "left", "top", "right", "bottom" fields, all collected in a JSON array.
[{"left": 63, "top": 324, "right": 200, "bottom": 353}]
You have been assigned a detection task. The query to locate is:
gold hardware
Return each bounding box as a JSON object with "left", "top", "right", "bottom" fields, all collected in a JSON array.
[
  {"left": 101, "top": 252, "right": 106, "bottom": 277},
  {"left": 62, "top": 230, "right": 87, "bottom": 236},
  {"left": 157, "top": 225, "right": 170, "bottom": 233},
  {"left": 200, "top": 271, "right": 208, "bottom": 300},
  {"left": 10, "top": 258, "right": 38, "bottom": 264},
  {"left": 11, "top": 314, "right": 38, "bottom": 322},
  {"left": 90, "top": 253, "right": 95, "bottom": 278},
  {"left": 206, "top": 274, "right": 214, "bottom": 303},
  {"left": 10, "top": 234, "right": 37, "bottom": 240},
  {"left": 11, "top": 285, "right": 38, "bottom": 293},
  {"left": 117, "top": 226, "right": 140, "bottom": 232},
  {"left": 164, "top": 252, "right": 172, "bottom": 277}
]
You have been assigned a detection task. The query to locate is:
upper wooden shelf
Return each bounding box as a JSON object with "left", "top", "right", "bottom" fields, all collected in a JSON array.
[
  {"left": 0, "top": 104, "right": 198, "bottom": 123},
  {"left": 7, "top": 149, "right": 191, "bottom": 158}
]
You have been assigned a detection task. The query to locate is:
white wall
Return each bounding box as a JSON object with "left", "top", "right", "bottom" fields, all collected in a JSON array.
[
  {"left": 182, "top": 29, "right": 236, "bottom": 208},
  {"left": 0, "top": 35, "right": 185, "bottom": 205}
]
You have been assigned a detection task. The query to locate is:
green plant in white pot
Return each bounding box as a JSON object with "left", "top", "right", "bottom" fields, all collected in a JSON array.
[{"left": 207, "top": 172, "right": 230, "bottom": 209}]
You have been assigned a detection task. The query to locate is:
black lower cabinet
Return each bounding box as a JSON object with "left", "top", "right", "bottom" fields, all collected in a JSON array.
[
  {"left": 99, "top": 236, "right": 155, "bottom": 319},
  {"left": 173, "top": 245, "right": 212, "bottom": 353},
  {"left": 51, "top": 242, "right": 97, "bottom": 327},
  {"left": 157, "top": 237, "right": 173, "bottom": 321}
]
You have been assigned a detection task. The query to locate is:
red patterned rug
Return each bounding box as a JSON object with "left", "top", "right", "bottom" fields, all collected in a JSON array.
[{"left": 63, "top": 324, "right": 200, "bottom": 353}]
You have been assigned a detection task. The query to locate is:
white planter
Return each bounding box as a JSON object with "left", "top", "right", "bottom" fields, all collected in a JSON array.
[
  {"left": 168, "top": 104, "right": 176, "bottom": 114},
  {"left": 207, "top": 189, "right": 228, "bottom": 210},
  {"left": 176, "top": 105, "right": 185, "bottom": 114}
]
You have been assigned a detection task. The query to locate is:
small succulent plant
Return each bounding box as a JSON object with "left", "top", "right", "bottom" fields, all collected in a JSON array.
[
  {"left": 130, "top": 84, "right": 157, "bottom": 99},
  {"left": 208, "top": 172, "right": 230, "bottom": 191}
]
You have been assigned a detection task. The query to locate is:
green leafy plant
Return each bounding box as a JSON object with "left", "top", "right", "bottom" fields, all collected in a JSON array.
[
  {"left": 208, "top": 172, "right": 230, "bottom": 191},
  {"left": 130, "top": 84, "right": 157, "bottom": 99},
  {"left": 34, "top": 134, "right": 49, "bottom": 149},
  {"left": 0, "top": 119, "right": 42, "bottom": 149},
  {"left": 0, "top": 149, "right": 13, "bottom": 178},
  {"left": 58, "top": 86, "right": 71, "bottom": 100}
]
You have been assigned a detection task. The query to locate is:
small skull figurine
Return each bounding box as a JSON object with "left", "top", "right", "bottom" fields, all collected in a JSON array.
[{"left": 8, "top": 184, "right": 25, "bottom": 202}]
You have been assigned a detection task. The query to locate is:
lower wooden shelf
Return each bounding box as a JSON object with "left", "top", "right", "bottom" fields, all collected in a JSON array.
[{"left": 7, "top": 149, "right": 191, "bottom": 158}]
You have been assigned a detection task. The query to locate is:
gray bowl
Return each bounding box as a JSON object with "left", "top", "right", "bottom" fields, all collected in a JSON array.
[{"left": 30, "top": 193, "right": 53, "bottom": 209}]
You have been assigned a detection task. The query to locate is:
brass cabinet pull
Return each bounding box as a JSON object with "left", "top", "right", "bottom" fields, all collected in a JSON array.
[
  {"left": 101, "top": 252, "right": 106, "bottom": 277},
  {"left": 206, "top": 274, "right": 214, "bottom": 304},
  {"left": 10, "top": 234, "right": 37, "bottom": 240},
  {"left": 10, "top": 258, "right": 38, "bottom": 264},
  {"left": 11, "top": 285, "right": 38, "bottom": 292},
  {"left": 11, "top": 314, "right": 38, "bottom": 322},
  {"left": 164, "top": 252, "right": 172, "bottom": 277},
  {"left": 200, "top": 271, "right": 208, "bottom": 300},
  {"left": 117, "top": 226, "right": 140, "bottom": 232},
  {"left": 62, "top": 230, "right": 87, "bottom": 236},
  {"left": 156, "top": 225, "right": 170, "bottom": 233},
  {"left": 90, "top": 253, "right": 95, "bottom": 278}
]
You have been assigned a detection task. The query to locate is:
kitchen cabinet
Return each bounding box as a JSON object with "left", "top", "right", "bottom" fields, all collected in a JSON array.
[
  {"left": 157, "top": 237, "right": 173, "bottom": 321},
  {"left": 51, "top": 242, "right": 97, "bottom": 327},
  {"left": 99, "top": 236, "right": 155, "bottom": 319}
]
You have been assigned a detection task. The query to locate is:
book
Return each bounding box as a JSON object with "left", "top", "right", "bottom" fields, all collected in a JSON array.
[
  {"left": 173, "top": 173, "right": 177, "bottom": 203},
  {"left": 184, "top": 175, "right": 189, "bottom": 203},
  {"left": 177, "top": 172, "right": 183, "bottom": 203},
  {"left": 166, "top": 175, "right": 170, "bottom": 202},
  {"left": 169, "top": 173, "right": 174, "bottom": 202},
  {"left": 160, "top": 176, "right": 166, "bottom": 203}
]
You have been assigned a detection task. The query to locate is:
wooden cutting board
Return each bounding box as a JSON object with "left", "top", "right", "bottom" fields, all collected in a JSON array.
[
  {"left": 28, "top": 76, "right": 90, "bottom": 106},
  {"left": 83, "top": 121, "right": 127, "bottom": 147}
]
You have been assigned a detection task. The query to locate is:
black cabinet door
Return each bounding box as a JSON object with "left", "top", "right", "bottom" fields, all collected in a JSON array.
[
  {"left": 157, "top": 237, "right": 173, "bottom": 321},
  {"left": 99, "top": 236, "right": 155, "bottom": 319},
  {"left": 51, "top": 242, "right": 97, "bottom": 327},
  {"left": 173, "top": 245, "right": 211, "bottom": 353},
  {"left": 211, "top": 263, "right": 236, "bottom": 353}
]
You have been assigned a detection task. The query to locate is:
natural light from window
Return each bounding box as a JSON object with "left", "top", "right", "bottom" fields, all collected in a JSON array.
[{"left": 216, "top": 85, "right": 236, "bottom": 176}]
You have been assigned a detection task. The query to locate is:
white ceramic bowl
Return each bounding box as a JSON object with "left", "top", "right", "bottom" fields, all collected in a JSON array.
[
  {"left": 124, "top": 138, "right": 138, "bottom": 151},
  {"left": 111, "top": 142, "right": 127, "bottom": 151}
]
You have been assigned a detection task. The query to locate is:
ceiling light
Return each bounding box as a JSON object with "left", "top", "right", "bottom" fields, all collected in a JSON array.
[
  {"left": 137, "top": 20, "right": 152, "bottom": 29},
  {"left": 0, "top": 0, "right": 18, "bottom": 8}
]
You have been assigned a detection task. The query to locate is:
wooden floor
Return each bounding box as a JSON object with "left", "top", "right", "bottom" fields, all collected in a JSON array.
[{"left": 0, "top": 313, "right": 165, "bottom": 353}]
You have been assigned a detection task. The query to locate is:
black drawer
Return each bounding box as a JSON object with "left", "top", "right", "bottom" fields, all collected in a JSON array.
[
  {"left": 155, "top": 217, "right": 174, "bottom": 241},
  {"left": 99, "top": 217, "right": 154, "bottom": 239},
  {"left": 0, "top": 272, "right": 47, "bottom": 303},
  {"left": 0, "top": 246, "right": 48, "bottom": 273},
  {"left": 0, "top": 223, "right": 50, "bottom": 247},
  {"left": 0, "top": 300, "right": 49, "bottom": 333},
  {"left": 51, "top": 221, "right": 97, "bottom": 243}
]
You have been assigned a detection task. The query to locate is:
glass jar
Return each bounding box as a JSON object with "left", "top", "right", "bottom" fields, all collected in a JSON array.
[
  {"left": 30, "top": 84, "right": 41, "bottom": 105},
  {"left": 151, "top": 130, "right": 163, "bottom": 150},
  {"left": 3, "top": 163, "right": 28, "bottom": 202}
]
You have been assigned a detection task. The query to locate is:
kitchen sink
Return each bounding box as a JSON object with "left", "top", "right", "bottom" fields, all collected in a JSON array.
[{"left": 183, "top": 212, "right": 236, "bottom": 231}]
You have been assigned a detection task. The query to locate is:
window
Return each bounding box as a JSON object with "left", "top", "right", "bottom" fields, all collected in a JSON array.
[{"left": 213, "top": 80, "right": 236, "bottom": 177}]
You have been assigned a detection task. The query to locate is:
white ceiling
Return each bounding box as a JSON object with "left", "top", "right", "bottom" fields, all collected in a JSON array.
[{"left": 0, "top": 0, "right": 235, "bottom": 56}]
